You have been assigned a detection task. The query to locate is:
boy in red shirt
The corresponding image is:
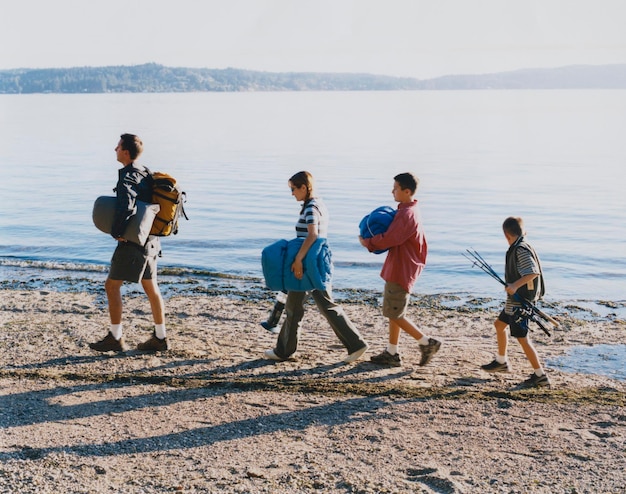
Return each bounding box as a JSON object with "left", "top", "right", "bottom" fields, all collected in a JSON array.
[{"left": 359, "top": 173, "right": 440, "bottom": 367}]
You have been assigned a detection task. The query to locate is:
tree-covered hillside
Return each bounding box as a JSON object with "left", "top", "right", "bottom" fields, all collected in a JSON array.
[
  {"left": 1, "top": 63, "right": 625, "bottom": 93},
  {"left": 0, "top": 64, "right": 423, "bottom": 93}
]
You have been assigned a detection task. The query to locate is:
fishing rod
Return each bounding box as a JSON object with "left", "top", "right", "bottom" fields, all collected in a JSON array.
[
  {"left": 464, "top": 249, "right": 559, "bottom": 327},
  {"left": 463, "top": 249, "right": 559, "bottom": 336},
  {"left": 463, "top": 249, "right": 504, "bottom": 286}
]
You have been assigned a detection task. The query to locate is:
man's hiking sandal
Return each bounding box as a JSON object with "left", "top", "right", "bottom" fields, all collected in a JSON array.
[
  {"left": 137, "top": 332, "right": 169, "bottom": 352},
  {"left": 89, "top": 332, "right": 128, "bottom": 352}
]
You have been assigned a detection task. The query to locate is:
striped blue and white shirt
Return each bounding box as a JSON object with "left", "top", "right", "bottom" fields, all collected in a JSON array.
[{"left": 296, "top": 198, "right": 328, "bottom": 239}]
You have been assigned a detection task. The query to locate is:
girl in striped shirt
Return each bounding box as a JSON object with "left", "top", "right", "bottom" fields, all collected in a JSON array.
[{"left": 264, "top": 171, "right": 368, "bottom": 364}]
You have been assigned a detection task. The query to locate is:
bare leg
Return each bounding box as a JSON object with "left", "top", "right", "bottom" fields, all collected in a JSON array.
[
  {"left": 105, "top": 278, "right": 124, "bottom": 324},
  {"left": 388, "top": 319, "right": 401, "bottom": 345},
  {"left": 517, "top": 336, "right": 541, "bottom": 370},
  {"left": 141, "top": 277, "right": 164, "bottom": 325},
  {"left": 89, "top": 277, "right": 128, "bottom": 350},
  {"left": 495, "top": 318, "right": 509, "bottom": 357},
  {"left": 389, "top": 316, "right": 425, "bottom": 342}
]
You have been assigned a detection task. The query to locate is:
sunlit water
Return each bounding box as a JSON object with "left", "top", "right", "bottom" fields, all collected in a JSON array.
[
  {"left": 2, "top": 90, "right": 625, "bottom": 379},
  {"left": 1, "top": 90, "right": 625, "bottom": 304},
  {"left": 548, "top": 345, "right": 626, "bottom": 381}
]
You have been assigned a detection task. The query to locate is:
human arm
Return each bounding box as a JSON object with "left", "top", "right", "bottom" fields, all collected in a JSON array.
[
  {"left": 110, "top": 166, "right": 149, "bottom": 240},
  {"left": 507, "top": 244, "right": 541, "bottom": 297},
  {"left": 506, "top": 273, "right": 538, "bottom": 296},
  {"left": 111, "top": 173, "right": 137, "bottom": 240},
  {"left": 292, "top": 223, "right": 318, "bottom": 280},
  {"left": 360, "top": 209, "right": 415, "bottom": 253}
]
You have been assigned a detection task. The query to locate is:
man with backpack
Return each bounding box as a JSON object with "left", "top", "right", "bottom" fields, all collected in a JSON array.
[{"left": 89, "top": 133, "right": 169, "bottom": 353}]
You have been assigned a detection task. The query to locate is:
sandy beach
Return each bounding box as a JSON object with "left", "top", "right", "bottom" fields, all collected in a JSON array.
[{"left": 1, "top": 288, "right": 625, "bottom": 493}]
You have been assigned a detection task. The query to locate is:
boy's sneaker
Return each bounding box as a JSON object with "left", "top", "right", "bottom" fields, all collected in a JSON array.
[
  {"left": 370, "top": 350, "right": 402, "bottom": 367},
  {"left": 481, "top": 359, "right": 511, "bottom": 373},
  {"left": 418, "top": 338, "right": 441, "bottom": 366},
  {"left": 89, "top": 332, "right": 127, "bottom": 352},
  {"left": 137, "top": 332, "right": 169, "bottom": 352},
  {"left": 343, "top": 344, "right": 368, "bottom": 364},
  {"left": 521, "top": 373, "right": 551, "bottom": 389}
]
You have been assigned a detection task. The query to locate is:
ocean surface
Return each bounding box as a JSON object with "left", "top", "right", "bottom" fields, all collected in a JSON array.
[{"left": 1, "top": 90, "right": 625, "bottom": 314}]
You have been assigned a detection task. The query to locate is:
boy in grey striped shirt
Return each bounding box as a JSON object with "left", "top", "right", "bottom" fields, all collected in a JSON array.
[{"left": 481, "top": 217, "right": 551, "bottom": 388}]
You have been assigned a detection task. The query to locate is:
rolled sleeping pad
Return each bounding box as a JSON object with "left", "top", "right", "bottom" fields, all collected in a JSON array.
[{"left": 92, "top": 196, "right": 160, "bottom": 246}]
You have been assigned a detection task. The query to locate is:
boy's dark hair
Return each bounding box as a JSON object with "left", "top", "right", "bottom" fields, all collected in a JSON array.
[
  {"left": 394, "top": 172, "right": 419, "bottom": 194},
  {"left": 289, "top": 171, "right": 315, "bottom": 200},
  {"left": 502, "top": 216, "right": 524, "bottom": 237},
  {"left": 120, "top": 133, "right": 144, "bottom": 160}
]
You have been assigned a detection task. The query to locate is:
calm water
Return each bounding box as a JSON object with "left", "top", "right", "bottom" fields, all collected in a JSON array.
[
  {"left": 548, "top": 344, "right": 626, "bottom": 381},
  {"left": 1, "top": 90, "right": 625, "bottom": 305}
]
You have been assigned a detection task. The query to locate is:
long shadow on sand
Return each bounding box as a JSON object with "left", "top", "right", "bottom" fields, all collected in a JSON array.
[
  {"left": 1, "top": 354, "right": 420, "bottom": 461},
  {"left": 2, "top": 391, "right": 399, "bottom": 460}
]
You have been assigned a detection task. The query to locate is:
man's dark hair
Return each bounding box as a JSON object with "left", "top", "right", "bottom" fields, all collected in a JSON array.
[
  {"left": 394, "top": 172, "right": 419, "bottom": 194},
  {"left": 502, "top": 216, "right": 524, "bottom": 237},
  {"left": 120, "top": 133, "right": 144, "bottom": 160}
]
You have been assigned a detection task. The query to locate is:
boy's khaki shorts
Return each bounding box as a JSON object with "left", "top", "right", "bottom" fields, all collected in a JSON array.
[{"left": 382, "top": 281, "right": 410, "bottom": 319}]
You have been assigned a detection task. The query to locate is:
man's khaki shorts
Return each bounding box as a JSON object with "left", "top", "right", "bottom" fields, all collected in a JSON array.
[
  {"left": 108, "top": 240, "right": 158, "bottom": 283},
  {"left": 382, "top": 281, "right": 410, "bottom": 319}
]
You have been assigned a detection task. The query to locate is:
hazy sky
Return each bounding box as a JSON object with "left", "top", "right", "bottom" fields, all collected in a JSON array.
[{"left": 1, "top": 0, "right": 625, "bottom": 78}]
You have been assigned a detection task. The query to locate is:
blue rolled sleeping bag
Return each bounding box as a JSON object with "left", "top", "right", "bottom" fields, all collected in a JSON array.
[
  {"left": 262, "top": 237, "right": 333, "bottom": 292},
  {"left": 359, "top": 206, "right": 397, "bottom": 254}
]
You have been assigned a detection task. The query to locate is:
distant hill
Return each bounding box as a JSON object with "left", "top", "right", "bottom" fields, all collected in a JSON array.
[
  {"left": 422, "top": 64, "right": 626, "bottom": 90},
  {"left": 1, "top": 63, "right": 625, "bottom": 94}
]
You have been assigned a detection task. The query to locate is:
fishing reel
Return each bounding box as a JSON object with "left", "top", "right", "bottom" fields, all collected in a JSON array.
[
  {"left": 513, "top": 306, "right": 533, "bottom": 324},
  {"left": 513, "top": 306, "right": 551, "bottom": 337}
]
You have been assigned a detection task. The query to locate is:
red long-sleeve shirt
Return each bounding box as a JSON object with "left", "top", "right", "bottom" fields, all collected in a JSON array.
[{"left": 362, "top": 200, "right": 427, "bottom": 293}]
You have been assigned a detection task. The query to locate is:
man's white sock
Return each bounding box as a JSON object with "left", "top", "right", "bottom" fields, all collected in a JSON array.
[
  {"left": 110, "top": 324, "right": 122, "bottom": 340},
  {"left": 155, "top": 323, "right": 167, "bottom": 339},
  {"left": 386, "top": 344, "right": 398, "bottom": 355}
]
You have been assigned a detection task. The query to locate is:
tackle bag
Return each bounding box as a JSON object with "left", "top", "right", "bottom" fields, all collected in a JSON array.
[{"left": 149, "top": 171, "right": 188, "bottom": 236}]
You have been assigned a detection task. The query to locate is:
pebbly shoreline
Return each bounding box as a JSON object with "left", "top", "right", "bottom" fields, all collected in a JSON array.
[{"left": 1, "top": 288, "right": 625, "bottom": 493}]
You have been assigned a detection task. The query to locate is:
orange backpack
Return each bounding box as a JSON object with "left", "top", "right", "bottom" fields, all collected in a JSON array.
[{"left": 149, "top": 171, "right": 188, "bottom": 236}]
